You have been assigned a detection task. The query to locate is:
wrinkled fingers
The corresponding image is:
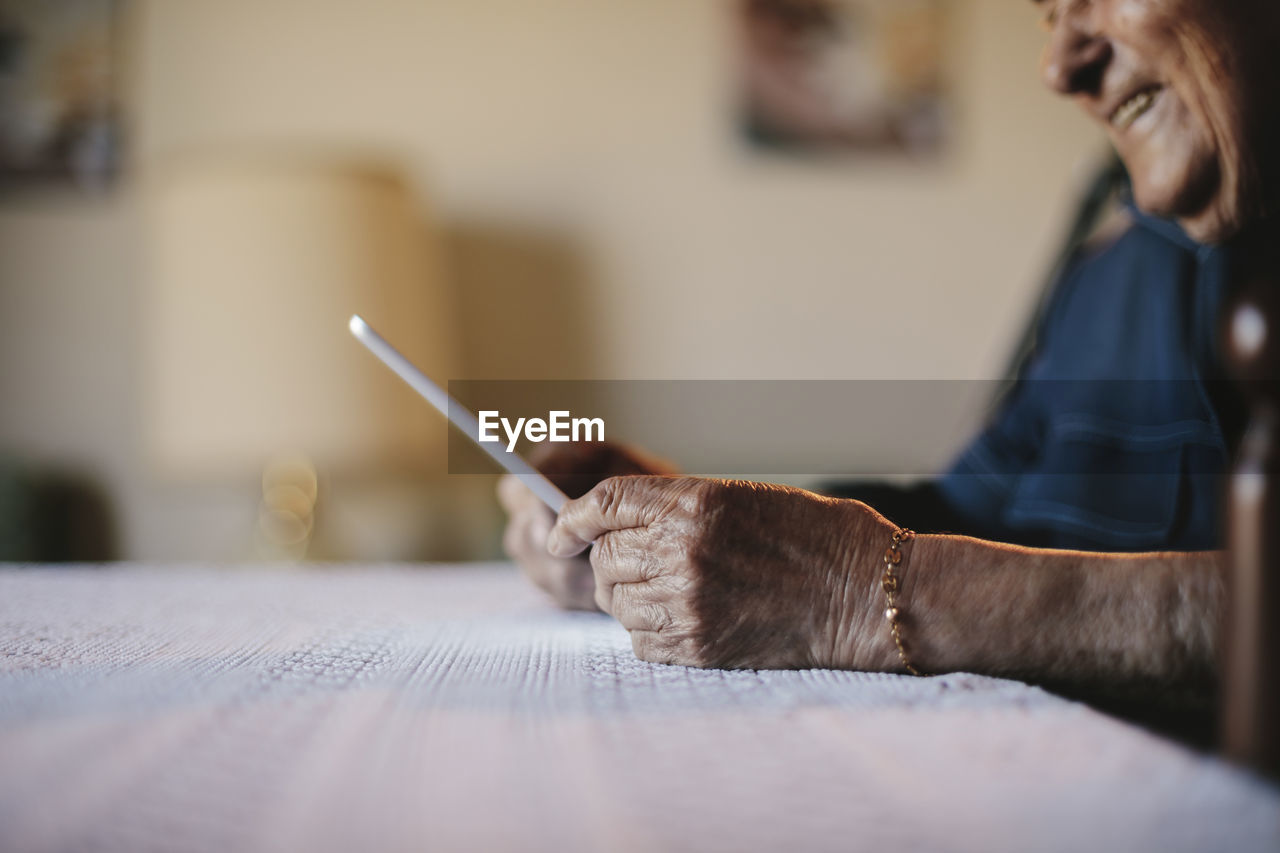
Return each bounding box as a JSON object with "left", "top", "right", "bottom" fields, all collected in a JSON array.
[
  {"left": 589, "top": 527, "right": 677, "bottom": 611},
  {"left": 602, "top": 581, "right": 677, "bottom": 632},
  {"left": 548, "top": 476, "right": 702, "bottom": 556}
]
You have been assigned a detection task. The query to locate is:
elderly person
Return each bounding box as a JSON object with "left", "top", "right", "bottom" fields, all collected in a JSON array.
[{"left": 499, "top": 0, "right": 1279, "bottom": 692}]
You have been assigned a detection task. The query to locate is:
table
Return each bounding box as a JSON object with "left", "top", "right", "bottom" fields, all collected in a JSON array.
[{"left": 1, "top": 564, "right": 1276, "bottom": 853}]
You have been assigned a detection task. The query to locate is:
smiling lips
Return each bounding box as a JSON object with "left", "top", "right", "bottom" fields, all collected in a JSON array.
[{"left": 1110, "top": 86, "right": 1162, "bottom": 130}]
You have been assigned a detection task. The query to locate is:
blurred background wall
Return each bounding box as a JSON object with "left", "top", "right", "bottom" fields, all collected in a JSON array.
[{"left": 0, "top": 0, "right": 1103, "bottom": 562}]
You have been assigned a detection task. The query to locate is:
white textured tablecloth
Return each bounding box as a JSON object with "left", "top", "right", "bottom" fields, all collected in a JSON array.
[{"left": 0, "top": 564, "right": 1276, "bottom": 853}]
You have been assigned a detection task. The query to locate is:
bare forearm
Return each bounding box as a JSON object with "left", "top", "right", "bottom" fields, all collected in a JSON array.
[{"left": 877, "top": 534, "right": 1227, "bottom": 690}]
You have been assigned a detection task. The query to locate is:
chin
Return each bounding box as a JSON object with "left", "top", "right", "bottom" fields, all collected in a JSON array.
[
  {"left": 1175, "top": 177, "right": 1257, "bottom": 245},
  {"left": 1130, "top": 162, "right": 1242, "bottom": 245}
]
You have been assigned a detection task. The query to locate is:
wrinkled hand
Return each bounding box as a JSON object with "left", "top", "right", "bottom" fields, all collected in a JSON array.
[
  {"left": 547, "top": 476, "right": 895, "bottom": 669},
  {"left": 496, "top": 443, "right": 674, "bottom": 611}
]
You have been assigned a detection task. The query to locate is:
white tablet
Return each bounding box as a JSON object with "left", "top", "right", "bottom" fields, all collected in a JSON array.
[{"left": 348, "top": 315, "right": 568, "bottom": 513}]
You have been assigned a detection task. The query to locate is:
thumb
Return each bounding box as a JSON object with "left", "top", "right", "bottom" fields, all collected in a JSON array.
[{"left": 547, "top": 475, "right": 681, "bottom": 557}]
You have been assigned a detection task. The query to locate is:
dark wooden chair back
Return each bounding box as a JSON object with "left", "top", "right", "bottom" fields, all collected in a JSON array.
[{"left": 1222, "top": 248, "right": 1280, "bottom": 777}]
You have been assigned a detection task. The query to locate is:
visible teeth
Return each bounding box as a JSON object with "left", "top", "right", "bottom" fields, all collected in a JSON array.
[{"left": 1112, "top": 89, "right": 1158, "bottom": 129}]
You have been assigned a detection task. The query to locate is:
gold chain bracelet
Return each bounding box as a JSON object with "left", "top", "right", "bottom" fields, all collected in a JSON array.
[{"left": 881, "top": 527, "right": 923, "bottom": 676}]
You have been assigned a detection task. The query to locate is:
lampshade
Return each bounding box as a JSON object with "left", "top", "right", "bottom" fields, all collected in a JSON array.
[{"left": 143, "top": 154, "right": 453, "bottom": 481}]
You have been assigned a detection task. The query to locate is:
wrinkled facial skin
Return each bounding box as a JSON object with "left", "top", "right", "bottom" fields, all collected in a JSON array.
[{"left": 1037, "top": 0, "right": 1280, "bottom": 243}]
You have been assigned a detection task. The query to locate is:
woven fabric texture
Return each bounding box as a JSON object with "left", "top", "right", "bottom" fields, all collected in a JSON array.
[{"left": 1, "top": 564, "right": 1276, "bottom": 853}]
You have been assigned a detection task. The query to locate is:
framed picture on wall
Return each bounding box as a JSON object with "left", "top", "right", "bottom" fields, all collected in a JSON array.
[
  {"left": 0, "top": 0, "right": 123, "bottom": 191},
  {"left": 736, "top": 0, "right": 950, "bottom": 158}
]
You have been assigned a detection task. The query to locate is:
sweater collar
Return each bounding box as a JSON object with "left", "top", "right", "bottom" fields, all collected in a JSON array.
[{"left": 1124, "top": 200, "right": 1206, "bottom": 254}]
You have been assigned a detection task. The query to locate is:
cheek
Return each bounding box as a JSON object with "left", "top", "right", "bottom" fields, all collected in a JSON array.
[
  {"left": 1110, "top": 0, "right": 1184, "bottom": 43},
  {"left": 1113, "top": 0, "right": 1256, "bottom": 229},
  {"left": 1111, "top": 0, "right": 1157, "bottom": 34},
  {"left": 1111, "top": 0, "right": 1233, "bottom": 126},
  {"left": 1169, "top": 31, "right": 1253, "bottom": 210}
]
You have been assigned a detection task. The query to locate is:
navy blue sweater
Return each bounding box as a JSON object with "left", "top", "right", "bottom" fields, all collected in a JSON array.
[{"left": 935, "top": 209, "right": 1242, "bottom": 550}]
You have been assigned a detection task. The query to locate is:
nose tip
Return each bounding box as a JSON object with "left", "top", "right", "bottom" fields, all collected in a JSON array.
[{"left": 1042, "top": 26, "right": 1111, "bottom": 95}]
